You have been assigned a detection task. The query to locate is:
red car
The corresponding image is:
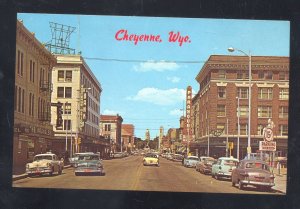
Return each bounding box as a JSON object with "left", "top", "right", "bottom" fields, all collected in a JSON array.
[{"left": 231, "top": 159, "right": 275, "bottom": 191}]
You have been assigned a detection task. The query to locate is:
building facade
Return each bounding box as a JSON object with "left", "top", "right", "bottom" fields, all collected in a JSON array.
[
  {"left": 190, "top": 55, "right": 289, "bottom": 159},
  {"left": 121, "top": 124, "right": 135, "bottom": 152},
  {"left": 99, "top": 114, "right": 123, "bottom": 152},
  {"left": 51, "top": 55, "right": 104, "bottom": 156},
  {"left": 13, "top": 20, "right": 56, "bottom": 174}
]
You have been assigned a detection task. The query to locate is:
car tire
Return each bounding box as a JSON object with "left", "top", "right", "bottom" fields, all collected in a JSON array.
[
  {"left": 75, "top": 172, "right": 79, "bottom": 176},
  {"left": 211, "top": 173, "right": 215, "bottom": 178},
  {"left": 215, "top": 175, "right": 219, "bottom": 180},
  {"left": 49, "top": 167, "right": 54, "bottom": 176},
  {"left": 238, "top": 180, "right": 244, "bottom": 190}
]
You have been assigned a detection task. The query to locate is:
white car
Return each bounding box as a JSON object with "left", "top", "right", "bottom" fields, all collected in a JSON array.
[{"left": 26, "top": 152, "right": 64, "bottom": 176}]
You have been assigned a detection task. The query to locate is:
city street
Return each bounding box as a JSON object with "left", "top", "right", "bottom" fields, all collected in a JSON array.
[{"left": 13, "top": 155, "right": 281, "bottom": 194}]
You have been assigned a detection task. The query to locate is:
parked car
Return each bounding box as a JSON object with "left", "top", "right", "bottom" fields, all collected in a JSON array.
[
  {"left": 211, "top": 157, "right": 239, "bottom": 180},
  {"left": 196, "top": 157, "right": 216, "bottom": 174},
  {"left": 183, "top": 156, "right": 199, "bottom": 168},
  {"left": 26, "top": 152, "right": 64, "bottom": 177},
  {"left": 74, "top": 153, "right": 105, "bottom": 176},
  {"left": 112, "top": 152, "right": 124, "bottom": 158},
  {"left": 69, "top": 152, "right": 94, "bottom": 167},
  {"left": 172, "top": 154, "right": 184, "bottom": 162},
  {"left": 143, "top": 153, "right": 159, "bottom": 166},
  {"left": 231, "top": 159, "right": 275, "bottom": 191}
]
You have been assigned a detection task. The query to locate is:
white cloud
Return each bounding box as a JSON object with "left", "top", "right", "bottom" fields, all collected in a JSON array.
[
  {"left": 102, "top": 109, "right": 119, "bottom": 115},
  {"left": 167, "top": 76, "right": 181, "bottom": 83},
  {"left": 169, "top": 109, "right": 184, "bottom": 116},
  {"left": 126, "top": 87, "right": 185, "bottom": 106},
  {"left": 133, "top": 60, "right": 179, "bottom": 72}
]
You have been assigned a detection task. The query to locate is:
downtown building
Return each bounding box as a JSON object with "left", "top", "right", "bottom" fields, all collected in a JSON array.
[
  {"left": 190, "top": 55, "right": 289, "bottom": 159},
  {"left": 99, "top": 114, "right": 123, "bottom": 152},
  {"left": 121, "top": 124, "right": 135, "bottom": 152},
  {"left": 13, "top": 20, "right": 56, "bottom": 174},
  {"left": 51, "top": 55, "right": 107, "bottom": 157}
]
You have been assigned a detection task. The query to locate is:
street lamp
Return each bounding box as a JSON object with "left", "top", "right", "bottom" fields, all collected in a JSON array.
[
  {"left": 236, "top": 96, "right": 240, "bottom": 160},
  {"left": 228, "top": 47, "right": 252, "bottom": 159}
]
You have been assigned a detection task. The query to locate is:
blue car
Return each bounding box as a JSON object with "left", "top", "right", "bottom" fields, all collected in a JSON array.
[{"left": 211, "top": 157, "right": 239, "bottom": 180}]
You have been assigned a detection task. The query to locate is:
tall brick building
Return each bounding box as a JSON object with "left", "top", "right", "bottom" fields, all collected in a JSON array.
[{"left": 190, "top": 55, "right": 289, "bottom": 159}]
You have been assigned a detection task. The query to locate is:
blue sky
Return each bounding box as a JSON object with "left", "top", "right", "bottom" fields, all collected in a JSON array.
[{"left": 17, "top": 13, "right": 290, "bottom": 139}]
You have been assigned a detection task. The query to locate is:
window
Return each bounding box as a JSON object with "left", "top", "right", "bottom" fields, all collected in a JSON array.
[
  {"left": 65, "top": 71, "right": 72, "bottom": 82},
  {"left": 29, "top": 60, "right": 35, "bottom": 82},
  {"left": 217, "top": 105, "right": 226, "bottom": 117},
  {"left": 57, "top": 87, "right": 64, "bottom": 98},
  {"left": 279, "top": 88, "right": 289, "bottom": 100},
  {"left": 58, "top": 70, "right": 64, "bottom": 82},
  {"left": 237, "top": 70, "right": 248, "bottom": 79},
  {"left": 237, "top": 105, "right": 249, "bottom": 117},
  {"left": 17, "top": 50, "right": 20, "bottom": 75},
  {"left": 64, "top": 120, "right": 71, "bottom": 130},
  {"left": 219, "top": 70, "right": 226, "bottom": 79},
  {"left": 18, "top": 87, "right": 21, "bottom": 112},
  {"left": 279, "top": 106, "right": 288, "bottom": 119},
  {"left": 279, "top": 72, "right": 286, "bottom": 80},
  {"left": 257, "top": 124, "right": 265, "bottom": 135},
  {"left": 218, "top": 87, "right": 226, "bottom": 98},
  {"left": 14, "top": 86, "right": 17, "bottom": 111},
  {"left": 258, "top": 88, "right": 273, "bottom": 100},
  {"left": 279, "top": 125, "right": 288, "bottom": 136},
  {"left": 237, "top": 87, "right": 248, "bottom": 99},
  {"left": 258, "top": 106, "right": 272, "bottom": 118},
  {"left": 240, "top": 124, "right": 248, "bottom": 135},
  {"left": 258, "top": 71, "right": 264, "bottom": 79},
  {"left": 105, "top": 124, "right": 111, "bottom": 131},
  {"left": 64, "top": 103, "right": 71, "bottom": 114},
  {"left": 65, "top": 87, "right": 72, "bottom": 98},
  {"left": 217, "top": 123, "right": 225, "bottom": 133},
  {"left": 266, "top": 71, "right": 273, "bottom": 80},
  {"left": 22, "top": 89, "right": 25, "bottom": 113}
]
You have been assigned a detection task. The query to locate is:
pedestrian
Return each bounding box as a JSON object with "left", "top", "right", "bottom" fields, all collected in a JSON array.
[{"left": 277, "top": 161, "right": 281, "bottom": 175}]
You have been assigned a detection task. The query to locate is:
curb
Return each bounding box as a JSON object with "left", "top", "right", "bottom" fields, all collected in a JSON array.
[{"left": 13, "top": 165, "right": 72, "bottom": 181}]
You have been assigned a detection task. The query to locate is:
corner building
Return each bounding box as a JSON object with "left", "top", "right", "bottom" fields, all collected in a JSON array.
[
  {"left": 51, "top": 55, "right": 103, "bottom": 156},
  {"left": 190, "top": 55, "right": 289, "bottom": 159},
  {"left": 13, "top": 20, "right": 56, "bottom": 174}
]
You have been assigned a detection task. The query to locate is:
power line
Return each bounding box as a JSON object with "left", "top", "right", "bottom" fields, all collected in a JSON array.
[{"left": 83, "top": 57, "right": 206, "bottom": 64}]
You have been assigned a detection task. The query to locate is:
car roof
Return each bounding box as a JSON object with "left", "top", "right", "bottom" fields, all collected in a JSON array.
[
  {"left": 35, "top": 153, "right": 55, "bottom": 156},
  {"left": 218, "top": 157, "right": 239, "bottom": 161}
]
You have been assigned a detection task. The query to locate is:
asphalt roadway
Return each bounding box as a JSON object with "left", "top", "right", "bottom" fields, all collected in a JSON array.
[{"left": 13, "top": 155, "right": 282, "bottom": 194}]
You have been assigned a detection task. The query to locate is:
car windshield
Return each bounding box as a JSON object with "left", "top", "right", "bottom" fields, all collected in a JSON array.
[
  {"left": 188, "top": 157, "right": 199, "bottom": 161},
  {"left": 33, "top": 155, "right": 52, "bottom": 161},
  {"left": 245, "top": 162, "right": 270, "bottom": 171},
  {"left": 78, "top": 155, "right": 99, "bottom": 160},
  {"left": 205, "top": 159, "right": 216, "bottom": 164},
  {"left": 145, "top": 153, "right": 158, "bottom": 158},
  {"left": 224, "top": 160, "right": 238, "bottom": 166}
]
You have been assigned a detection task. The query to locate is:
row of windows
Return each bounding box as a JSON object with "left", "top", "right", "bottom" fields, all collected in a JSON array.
[
  {"left": 217, "top": 105, "right": 288, "bottom": 119},
  {"left": 218, "top": 69, "right": 289, "bottom": 80},
  {"left": 16, "top": 50, "right": 50, "bottom": 87},
  {"left": 216, "top": 123, "right": 288, "bottom": 136},
  {"left": 218, "top": 87, "right": 289, "bottom": 100},
  {"left": 81, "top": 73, "right": 100, "bottom": 101},
  {"left": 58, "top": 70, "right": 72, "bottom": 82}
]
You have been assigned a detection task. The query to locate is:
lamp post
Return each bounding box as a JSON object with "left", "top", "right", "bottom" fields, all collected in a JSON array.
[
  {"left": 228, "top": 47, "right": 252, "bottom": 159},
  {"left": 236, "top": 96, "right": 240, "bottom": 160}
]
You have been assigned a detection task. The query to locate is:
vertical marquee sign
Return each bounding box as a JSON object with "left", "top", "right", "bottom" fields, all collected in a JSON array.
[{"left": 185, "top": 86, "right": 192, "bottom": 147}]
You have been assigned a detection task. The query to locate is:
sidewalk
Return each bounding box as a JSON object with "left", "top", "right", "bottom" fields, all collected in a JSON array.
[
  {"left": 12, "top": 165, "right": 72, "bottom": 181},
  {"left": 272, "top": 167, "right": 287, "bottom": 194}
]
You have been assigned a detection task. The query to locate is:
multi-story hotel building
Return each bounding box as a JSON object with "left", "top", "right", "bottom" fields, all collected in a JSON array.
[
  {"left": 51, "top": 55, "right": 104, "bottom": 156},
  {"left": 99, "top": 114, "right": 123, "bottom": 152},
  {"left": 13, "top": 20, "right": 56, "bottom": 173},
  {"left": 190, "top": 55, "right": 289, "bottom": 159}
]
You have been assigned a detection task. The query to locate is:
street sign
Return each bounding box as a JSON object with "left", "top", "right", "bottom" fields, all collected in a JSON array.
[
  {"left": 259, "top": 141, "right": 276, "bottom": 151},
  {"left": 264, "top": 127, "right": 274, "bottom": 142}
]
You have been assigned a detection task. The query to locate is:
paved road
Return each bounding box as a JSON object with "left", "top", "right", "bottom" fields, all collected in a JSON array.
[{"left": 13, "top": 156, "right": 281, "bottom": 194}]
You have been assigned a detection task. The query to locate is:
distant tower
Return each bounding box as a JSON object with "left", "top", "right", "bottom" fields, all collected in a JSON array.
[
  {"left": 145, "top": 129, "right": 150, "bottom": 147},
  {"left": 45, "top": 22, "right": 76, "bottom": 55},
  {"left": 159, "top": 126, "right": 164, "bottom": 150}
]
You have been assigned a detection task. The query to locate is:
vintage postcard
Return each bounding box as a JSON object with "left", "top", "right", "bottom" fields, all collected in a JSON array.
[{"left": 12, "top": 13, "right": 289, "bottom": 194}]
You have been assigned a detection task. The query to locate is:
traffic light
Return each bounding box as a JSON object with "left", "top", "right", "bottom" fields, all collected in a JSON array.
[{"left": 56, "top": 102, "right": 63, "bottom": 129}]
